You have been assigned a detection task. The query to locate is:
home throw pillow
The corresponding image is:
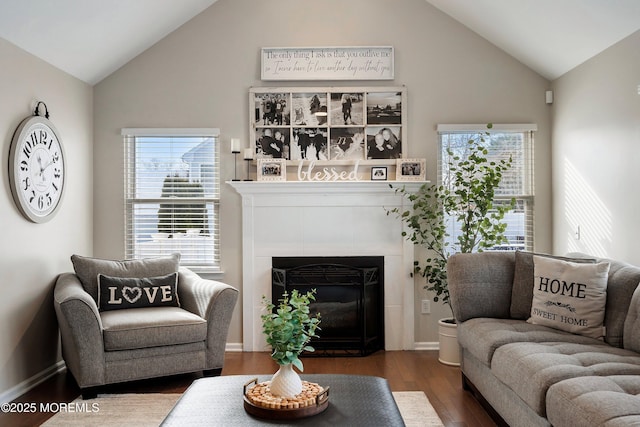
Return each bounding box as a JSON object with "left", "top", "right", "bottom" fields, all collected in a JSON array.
[
  {"left": 97, "top": 272, "right": 180, "bottom": 311},
  {"left": 71, "top": 253, "right": 180, "bottom": 304},
  {"left": 510, "top": 251, "right": 596, "bottom": 319},
  {"left": 528, "top": 255, "right": 610, "bottom": 339}
]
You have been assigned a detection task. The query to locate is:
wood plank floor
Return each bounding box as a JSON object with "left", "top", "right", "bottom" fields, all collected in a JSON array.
[{"left": 0, "top": 351, "right": 496, "bottom": 427}]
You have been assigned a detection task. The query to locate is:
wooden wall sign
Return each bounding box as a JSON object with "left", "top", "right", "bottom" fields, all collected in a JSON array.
[{"left": 261, "top": 47, "right": 394, "bottom": 81}]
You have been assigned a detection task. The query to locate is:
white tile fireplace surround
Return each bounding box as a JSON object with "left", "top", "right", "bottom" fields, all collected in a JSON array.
[{"left": 229, "top": 181, "right": 424, "bottom": 352}]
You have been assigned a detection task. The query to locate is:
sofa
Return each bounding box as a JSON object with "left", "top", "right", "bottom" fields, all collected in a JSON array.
[
  {"left": 447, "top": 251, "right": 640, "bottom": 427},
  {"left": 54, "top": 254, "right": 238, "bottom": 398}
]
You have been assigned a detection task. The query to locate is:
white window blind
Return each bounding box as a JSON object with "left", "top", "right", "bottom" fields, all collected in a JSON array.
[
  {"left": 437, "top": 124, "right": 535, "bottom": 252},
  {"left": 122, "top": 128, "right": 221, "bottom": 272}
]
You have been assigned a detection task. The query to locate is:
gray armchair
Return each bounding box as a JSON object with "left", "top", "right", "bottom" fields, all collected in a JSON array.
[{"left": 54, "top": 255, "right": 238, "bottom": 399}]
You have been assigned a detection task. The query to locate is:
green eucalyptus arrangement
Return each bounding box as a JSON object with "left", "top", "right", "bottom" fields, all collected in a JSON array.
[
  {"left": 389, "top": 124, "right": 515, "bottom": 318},
  {"left": 261, "top": 289, "right": 321, "bottom": 372}
]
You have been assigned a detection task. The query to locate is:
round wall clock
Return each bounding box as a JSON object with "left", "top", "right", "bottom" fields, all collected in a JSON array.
[{"left": 8, "top": 103, "right": 66, "bottom": 223}]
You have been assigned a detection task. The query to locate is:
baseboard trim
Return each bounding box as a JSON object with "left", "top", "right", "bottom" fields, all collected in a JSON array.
[
  {"left": 225, "top": 342, "right": 243, "bottom": 352},
  {"left": 413, "top": 341, "right": 439, "bottom": 351},
  {"left": 228, "top": 343, "right": 440, "bottom": 351},
  {"left": 0, "top": 360, "right": 66, "bottom": 404}
]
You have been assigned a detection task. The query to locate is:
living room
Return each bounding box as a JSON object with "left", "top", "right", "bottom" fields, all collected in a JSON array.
[{"left": 1, "top": 0, "right": 639, "bottom": 425}]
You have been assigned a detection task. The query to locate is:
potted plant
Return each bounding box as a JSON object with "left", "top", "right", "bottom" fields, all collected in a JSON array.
[
  {"left": 261, "top": 289, "right": 321, "bottom": 397},
  {"left": 390, "top": 124, "right": 515, "bottom": 365}
]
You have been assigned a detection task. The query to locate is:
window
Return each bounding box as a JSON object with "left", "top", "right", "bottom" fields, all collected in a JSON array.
[
  {"left": 122, "top": 128, "right": 220, "bottom": 272},
  {"left": 437, "top": 124, "right": 536, "bottom": 252}
]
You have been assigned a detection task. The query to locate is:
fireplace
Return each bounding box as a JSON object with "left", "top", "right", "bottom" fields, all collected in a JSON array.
[
  {"left": 228, "top": 181, "right": 422, "bottom": 352},
  {"left": 272, "top": 256, "right": 384, "bottom": 356}
]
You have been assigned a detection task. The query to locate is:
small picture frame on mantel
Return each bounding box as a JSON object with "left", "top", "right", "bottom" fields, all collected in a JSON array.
[
  {"left": 371, "top": 166, "right": 388, "bottom": 181},
  {"left": 396, "top": 158, "right": 426, "bottom": 181},
  {"left": 257, "top": 158, "right": 286, "bottom": 181}
]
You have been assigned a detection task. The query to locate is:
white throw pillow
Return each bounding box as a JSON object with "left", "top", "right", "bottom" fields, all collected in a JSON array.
[{"left": 528, "top": 255, "right": 610, "bottom": 339}]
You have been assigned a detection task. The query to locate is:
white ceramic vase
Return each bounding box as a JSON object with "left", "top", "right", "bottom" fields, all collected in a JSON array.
[{"left": 269, "top": 363, "right": 303, "bottom": 397}]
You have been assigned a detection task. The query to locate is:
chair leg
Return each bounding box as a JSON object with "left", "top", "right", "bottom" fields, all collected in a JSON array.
[
  {"left": 203, "top": 368, "right": 222, "bottom": 377},
  {"left": 81, "top": 387, "right": 99, "bottom": 400}
]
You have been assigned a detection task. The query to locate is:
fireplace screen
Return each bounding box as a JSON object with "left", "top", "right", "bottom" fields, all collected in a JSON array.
[{"left": 272, "top": 256, "right": 384, "bottom": 356}]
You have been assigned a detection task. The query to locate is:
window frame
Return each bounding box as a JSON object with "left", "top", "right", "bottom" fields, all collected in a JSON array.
[
  {"left": 122, "top": 128, "right": 221, "bottom": 273},
  {"left": 436, "top": 124, "right": 536, "bottom": 252}
]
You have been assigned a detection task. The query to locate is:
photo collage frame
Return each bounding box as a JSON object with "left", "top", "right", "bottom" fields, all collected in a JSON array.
[{"left": 250, "top": 87, "right": 407, "bottom": 166}]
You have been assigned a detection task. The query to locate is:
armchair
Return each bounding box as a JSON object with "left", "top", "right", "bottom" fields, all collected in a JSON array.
[{"left": 53, "top": 254, "right": 238, "bottom": 399}]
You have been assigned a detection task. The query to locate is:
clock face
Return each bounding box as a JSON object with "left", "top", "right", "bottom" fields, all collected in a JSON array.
[{"left": 9, "top": 116, "right": 65, "bottom": 223}]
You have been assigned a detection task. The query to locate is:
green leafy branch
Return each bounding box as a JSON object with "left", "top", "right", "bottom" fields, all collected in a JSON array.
[{"left": 261, "top": 289, "right": 321, "bottom": 372}]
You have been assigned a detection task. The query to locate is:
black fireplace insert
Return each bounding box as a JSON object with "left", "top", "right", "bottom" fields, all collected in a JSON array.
[{"left": 272, "top": 256, "right": 384, "bottom": 356}]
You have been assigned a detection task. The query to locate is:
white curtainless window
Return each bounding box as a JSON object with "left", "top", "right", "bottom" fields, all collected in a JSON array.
[
  {"left": 122, "top": 128, "right": 221, "bottom": 272},
  {"left": 437, "top": 124, "right": 536, "bottom": 252}
]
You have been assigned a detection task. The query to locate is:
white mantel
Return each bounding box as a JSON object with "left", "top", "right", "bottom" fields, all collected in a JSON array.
[{"left": 228, "top": 180, "right": 425, "bottom": 352}]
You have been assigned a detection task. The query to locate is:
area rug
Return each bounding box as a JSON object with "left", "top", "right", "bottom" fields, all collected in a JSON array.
[{"left": 41, "top": 391, "right": 444, "bottom": 426}]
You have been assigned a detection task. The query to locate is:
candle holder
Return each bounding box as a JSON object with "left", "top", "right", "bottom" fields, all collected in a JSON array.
[
  {"left": 231, "top": 138, "right": 241, "bottom": 181},
  {"left": 244, "top": 159, "right": 253, "bottom": 181},
  {"left": 244, "top": 148, "right": 254, "bottom": 181},
  {"left": 232, "top": 151, "right": 240, "bottom": 181}
]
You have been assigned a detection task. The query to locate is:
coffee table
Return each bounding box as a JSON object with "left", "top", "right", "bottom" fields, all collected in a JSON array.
[{"left": 161, "top": 374, "right": 404, "bottom": 426}]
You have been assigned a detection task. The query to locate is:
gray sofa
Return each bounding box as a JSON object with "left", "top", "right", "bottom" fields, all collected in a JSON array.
[
  {"left": 448, "top": 251, "right": 640, "bottom": 427},
  {"left": 54, "top": 254, "right": 238, "bottom": 398}
]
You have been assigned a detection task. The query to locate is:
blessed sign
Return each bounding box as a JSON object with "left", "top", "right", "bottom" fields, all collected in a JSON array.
[
  {"left": 297, "top": 160, "right": 360, "bottom": 182},
  {"left": 261, "top": 47, "right": 394, "bottom": 81}
]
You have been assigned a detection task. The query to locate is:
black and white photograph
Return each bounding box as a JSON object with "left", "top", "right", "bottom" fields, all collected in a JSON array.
[
  {"left": 255, "top": 128, "right": 290, "bottom": 159},
  {"left": 371, "top": 166, "right": 388, "bottom": 181},
  {"left": 396, "top": 158, "right": 426, "bottom": 181},
  {"left": 257, "top": 158, "right": 286, "bottom": 181},
  {"left": 250, "top": 87, "right": 406, "bottom": 166},
  {"left": 366, "top": 91, "right": 402, "bottom": 125},
  {"left": 366, "top": 126, "right": 402, "bottom": 159},
  {"left": 290, "top": 128, "right": 328, "bottom": 161},
  {"left": 253, "top": 92, "right": 290, "bottom": 126},
  {"left": 291, "top": 93, "right": 328, "bottom": 126},
  {"left": 330, "top": 92, "right": 364, "bottom": 125},
  {"left": 329, "top": 127, "right": 365, "bottom": 160}
]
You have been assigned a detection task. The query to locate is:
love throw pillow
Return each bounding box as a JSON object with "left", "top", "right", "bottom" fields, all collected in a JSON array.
[
  {"left": 528, "top": 255, "right": 610, "bottom": 339},
  {"left": 97, "top": 272, "right": 180, "bottom": 312}
]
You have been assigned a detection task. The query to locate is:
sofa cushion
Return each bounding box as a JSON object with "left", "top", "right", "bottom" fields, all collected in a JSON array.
[
  {"left": 528, "top": 256, "right": 609, "bottom": 339},
  {"left": 98, "top": 273, "right": 180, "bottom": 312},
  {"left": 547, "top": 376, "right": 640, "bottom": 427},
  {"left": 458, "top": 318, "right": 598, "bottom": 366},
  {"left": 71, "top": 253, "right": 180, "bottom": 304},
  {"left": 492, "top": 342, "right": 640, "bottom": 417},
  {"left": 101, "top": 306, "right": 207, "bottom": 351},
  {"left": 447, "top": 252, "right": 515, "bottom": 322},
  {"left": 623, "top": 284, "right": 640, "bottom": 353},
  {"left": 606, "top": 262, "right": 640, "bottom": 348},
  {"left": 566, "top": 253, "right": 640, "bottom": 348},
  {"left": 510, "top": 251, "right": 596, "bottom": 320}
]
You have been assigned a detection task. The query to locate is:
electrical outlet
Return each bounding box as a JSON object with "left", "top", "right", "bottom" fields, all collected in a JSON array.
[{"left": 421, "top": 299, "right": 430, "bottom": 314}]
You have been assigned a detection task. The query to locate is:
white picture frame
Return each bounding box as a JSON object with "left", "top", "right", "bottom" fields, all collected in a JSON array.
[
  {"left": 257, "top": 158, "right": 286, "bottom": 181},
  {"left": 396, "top": 159, "right": 426, "bottom": 181},
  {"left": 250, "top": 86, "right": 406, "bottom": 167}
]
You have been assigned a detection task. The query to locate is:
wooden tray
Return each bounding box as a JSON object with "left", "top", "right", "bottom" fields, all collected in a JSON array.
[{"left": 242, "top": 378, "right": 330, "bottom": 420}]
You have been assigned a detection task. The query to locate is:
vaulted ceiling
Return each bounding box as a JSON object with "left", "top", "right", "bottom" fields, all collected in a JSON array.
[{"left": 0, "top": 0, "right": 639, "bottom": 85}]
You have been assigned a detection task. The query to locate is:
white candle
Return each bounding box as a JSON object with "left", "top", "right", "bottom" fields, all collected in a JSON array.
[
  {"left": 231, "top": 138, "right": 240, "bottom": 153},
  {"left": 244, "top": 148, "right": 254, "bottom": 160}
]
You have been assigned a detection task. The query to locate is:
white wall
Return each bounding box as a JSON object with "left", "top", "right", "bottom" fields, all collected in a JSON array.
[
  {"left": 93, "top": 0, "right": 552, "bottom": 345},
  {"left": 0, "top": 38, "right": 93, "bottom": 398},
  {"left": 552, "top": 30, "right": 640, "bottom": 264}
]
